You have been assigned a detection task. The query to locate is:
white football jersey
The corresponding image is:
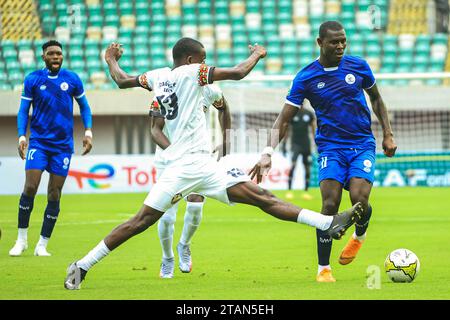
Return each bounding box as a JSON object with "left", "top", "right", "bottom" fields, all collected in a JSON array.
[{"left": 138, "top": 64, "right": 223, "bottom": 167}]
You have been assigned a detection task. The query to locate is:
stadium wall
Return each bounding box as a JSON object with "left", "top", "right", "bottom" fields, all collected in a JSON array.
[{"left": 0, "top": 85, "right": 449, "bottom": 156}]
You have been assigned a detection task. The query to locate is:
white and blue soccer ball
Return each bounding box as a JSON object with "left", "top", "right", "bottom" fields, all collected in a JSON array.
[{"left": 384, "top": 248, "right": 420, "bottom": 283}]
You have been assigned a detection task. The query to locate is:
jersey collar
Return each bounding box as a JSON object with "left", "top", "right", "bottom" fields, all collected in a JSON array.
[
  {"left": 44, "top": 68, "right": 60, "bottom": 79},
  {"left": 316, "top": 56, "right": 345, "bottom": 72}
]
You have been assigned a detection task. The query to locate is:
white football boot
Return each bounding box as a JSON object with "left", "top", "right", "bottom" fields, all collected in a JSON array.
[
  {"left": 34, "top": 245, "right": 51, "bottom": 256},
  {"left": 64, "top": 262, "right": 87, "bottom": 290},
  {"left": 9, "top": 240, "right": 28, "bottom": 256},
  {"left": 177, "top": 242, "right": 192, "bottom": 273},
  {"left": 159, "top": 257, "right": 175, "bottom": 279}
]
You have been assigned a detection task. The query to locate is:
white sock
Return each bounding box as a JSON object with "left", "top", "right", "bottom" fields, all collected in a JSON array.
[
  {"left": 36, "top": 235, "right": 49, "bottom": 248},
  {"left": 297, "top": 209, "right": 333, "bottom": 230},
  {"left": 18, "top": 228, "right": 28, "bottom": 242},
  {"left": 76, "top": 240, "right": 111, "bottom": 271},
  {"left": 318, "top": 264, "right": 331, "bottom": 273},
  {"left": 158, "top": 220, "right": 175, "bottom": 259},
  {"left": 179, "top": 202, "right": 203, "bottom": 246},
  {"left": 158, "top": 204, "right": 178, "bottom": 259},
  {"left": 353, "top": 231, "right": 366, "bottom": 241}
]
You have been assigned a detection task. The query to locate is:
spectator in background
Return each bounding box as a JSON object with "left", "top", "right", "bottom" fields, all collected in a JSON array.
[
  {"left": 281, "top": 107, "right": 316, "bottom": 201},
  {"left": 435, "top": 0, "right": 450, "bottom": 33}
]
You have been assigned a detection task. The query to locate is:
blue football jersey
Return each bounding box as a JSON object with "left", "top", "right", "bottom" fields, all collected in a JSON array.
[
  {"left": 21, "top": 68, "right": 85, "bottom": 153},
  {"left": 285, "top": 55, "right": 376, "bottom": 153}
]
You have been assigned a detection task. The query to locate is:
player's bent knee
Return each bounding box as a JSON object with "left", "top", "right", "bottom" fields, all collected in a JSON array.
[
  {"left": 160, "top": 213, "right": 176, "bottom": 225},
  {"left": 23, "top": 184, "right": 38, "bottom": 197},
  {"left": 186, "top": 194, "right": 204, "bottom": 202},
  {"left": 132, "top": 206, "right": 165, "bottom": 233},
  {"left": 47, "top": 188, "right": 62, "bottom": 201},
  {"left": 322, "top": 200, "right": 340, "bottom": 215},
  {"left": 186, "top": 202, "right": 203, "bottom": 219}
]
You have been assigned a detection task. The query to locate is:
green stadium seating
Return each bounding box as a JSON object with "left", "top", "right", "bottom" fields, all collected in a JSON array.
[{"left": 0, "top": 0, "right": 447, "bottom": 90}]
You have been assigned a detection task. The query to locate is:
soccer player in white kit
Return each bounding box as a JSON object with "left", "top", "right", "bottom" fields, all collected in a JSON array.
[
  {"left": 151, "top": 84, "right": 229, "bottom": 278},
  {"left": 64, "top": 38, "right": 364, "bottom": 290}
]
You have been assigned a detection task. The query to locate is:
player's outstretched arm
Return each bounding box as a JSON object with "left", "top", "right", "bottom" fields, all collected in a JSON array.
[
  {"left": 211, "top": 44, "right": 267, "bottom": 82},
  {"left": 365, "top": 84, "right": 397, "bottom": 157},
  {"left": 150, "top": 116, "right": 170, "bottom": 150},
  {"left": 249, "top": 103, "right": 298, "bottom": 183},
  {"left": 105, "top": 43, "right": 140, "bottom": 89}
]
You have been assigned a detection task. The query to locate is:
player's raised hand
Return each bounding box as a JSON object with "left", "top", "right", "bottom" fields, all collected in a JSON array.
[
  {"left": 382, "top": 134, "right": 397, "bottom": 157},
  {"left": 82, "top": 134, "right": 93, "bottom": 156},
  {"left": 249, "top": 154, "right": 272, "bottom": 184},
  {"left": 105, "top": 42, "right": 124, "bottom": 62},
  {"left": 248, "top": 43, "right": 267, "bottom": 58},
  {"left": 18, "top": 136, "right": 27, "bottom": 160}
]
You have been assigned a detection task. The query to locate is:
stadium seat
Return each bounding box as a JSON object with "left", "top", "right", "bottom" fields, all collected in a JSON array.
[{"left": 0, "top": 0, "right": 448, "bottom": 90}]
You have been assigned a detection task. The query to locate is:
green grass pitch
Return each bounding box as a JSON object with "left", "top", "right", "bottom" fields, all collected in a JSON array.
[{"left": 0, "top": 188, "right": 449, "bottom": 300}]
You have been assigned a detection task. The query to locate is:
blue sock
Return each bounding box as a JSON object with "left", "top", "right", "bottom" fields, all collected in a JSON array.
[
  {"left": 18, "top": 193, "right": 35, "bottom": 228},
  {"left": 316, "top": 229, "right": 333, "bottom": 266},
  {"left": 355, "top": 204, "right": 372, "bottom": 237},
  {"left": 40, "top": 201, "right": 60, "bottom": 238}
]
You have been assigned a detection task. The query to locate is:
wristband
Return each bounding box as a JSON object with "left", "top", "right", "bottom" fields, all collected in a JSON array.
[
  {"left": 18, "top": 136, "right": 26, "bottom": 144},
  {"left": 85, "top": 129, "right": 93, "bottom": 138},
  {"left": 262, "top": 146, "right": 274, "bottom": 156}
]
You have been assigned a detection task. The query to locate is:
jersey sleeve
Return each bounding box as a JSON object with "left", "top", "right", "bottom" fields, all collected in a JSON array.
[
  {"left": 361, "top": 60, "right": 376, "bottom": 89},
  {"left": 72, "top": 72, "right": 86, "bottom": 99},
  {"left": 285, "top": 73, "right": 306, "bottom": 108},
  {"left": 197, "top": 64, "right": 215, "bottom": 86},
  {"left": 137, "top": 70, "right": 156, "bottom": 91},
  {"left": 202, "top": 84, "right": 224, "bottom": 108},
  {"left": 21, "top": 74, "right": 34, "bottom": 101}
]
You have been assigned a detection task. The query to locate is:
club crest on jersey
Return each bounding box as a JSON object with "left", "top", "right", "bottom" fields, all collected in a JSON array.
[
  {"left": 60, "top": 82, "right": 69, "bottom": 91},
  {"left": 345, "top": 74, "right": 356, "bottom": 84},
  {"left": 40, "top": 85, "right": 47, "bottom": 90},
  {"left": 171, "top": 193, "right": 183, "bottom": 204},
  {"left": 317, "top": 82, "right": 325, "bottom": 89}
]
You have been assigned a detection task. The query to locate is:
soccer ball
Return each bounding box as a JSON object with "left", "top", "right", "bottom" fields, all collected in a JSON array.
[{"left": 384, "top": 249, "right": 420, "bottom": 283}]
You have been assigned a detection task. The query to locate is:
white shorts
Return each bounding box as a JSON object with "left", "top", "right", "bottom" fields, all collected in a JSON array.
[
  {"left": 154, "top": 165, "right": 202, "bottom": 201},
  {"left": 145, "top": 154, "right": 250, "bottom": 212}
]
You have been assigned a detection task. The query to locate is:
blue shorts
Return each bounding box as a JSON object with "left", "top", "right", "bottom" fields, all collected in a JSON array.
[
  {"left": 317, "top": 148, "right": 376, "bottom": 190},
  {"left": 25, "top": 147, "right": 72, "bottom": 177}
]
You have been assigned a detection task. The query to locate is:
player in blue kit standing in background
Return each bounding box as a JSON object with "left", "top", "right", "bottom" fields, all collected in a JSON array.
[
  {"left": 251, "top": 21, "right": 397, "bottom": 282},
  {"left": 9, "top": 40, "right": 94, "bottom": 257}
]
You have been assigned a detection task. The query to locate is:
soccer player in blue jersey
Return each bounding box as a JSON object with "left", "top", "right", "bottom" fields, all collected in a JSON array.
[
  {"left": 251, "top": 21, "right": 397, "bottom": 282},
  {"left": 9, "top": 40, "right": 93, "bottom": 257}
]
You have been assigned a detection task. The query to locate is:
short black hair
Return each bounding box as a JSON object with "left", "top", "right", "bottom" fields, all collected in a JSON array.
[
  {"left": 319, "top": 21, "right": 344, "bottom": 39},
  {"left": 172, "top": 37, "right": 204, "bottom": 61},
  {"left": 42, "top": 40, "right": 62, "bottom": 52}
]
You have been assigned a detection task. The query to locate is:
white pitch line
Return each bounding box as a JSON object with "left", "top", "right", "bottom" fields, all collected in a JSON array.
[{"left": 0, "top": 216, "right": 449, "bottom": 227}]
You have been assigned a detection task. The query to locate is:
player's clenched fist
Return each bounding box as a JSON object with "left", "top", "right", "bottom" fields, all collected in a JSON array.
[
  {"left": 18, "top": 136, "right": 27, "bottom": 160},
  {"left": 248, "top": 43, "right": 267, "bottom": 58},
  {"left": 105, "top": 43, "right": 123, "bottom": 62},
  {"left": 382, "top": 135, "right": 397, "bottom": 157}
]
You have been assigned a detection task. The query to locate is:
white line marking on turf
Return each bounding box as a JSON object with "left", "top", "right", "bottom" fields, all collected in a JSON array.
[{"left": 1, "top": 216, "right": 450, "bottom": 226}]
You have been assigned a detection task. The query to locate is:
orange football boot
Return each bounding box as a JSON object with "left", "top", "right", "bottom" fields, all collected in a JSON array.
[
  {"left": 316, "top": 268, "right": 336, "bottom": 282},
  {"left": 339, "top": 236, "right": 364, "bottom": 265}
]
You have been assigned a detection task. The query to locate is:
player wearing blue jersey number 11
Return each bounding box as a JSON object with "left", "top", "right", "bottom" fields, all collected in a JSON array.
[
  {"left": 9, "top": 40, "right": 93, "bottom": 257},
  {"left": 251, "top": 21, "right": 397, "bottom": 282}
]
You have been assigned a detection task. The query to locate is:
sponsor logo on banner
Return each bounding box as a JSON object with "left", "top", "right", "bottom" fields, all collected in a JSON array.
[{"left": 68, "top": 163, "right": 115, "bottom": 189}]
